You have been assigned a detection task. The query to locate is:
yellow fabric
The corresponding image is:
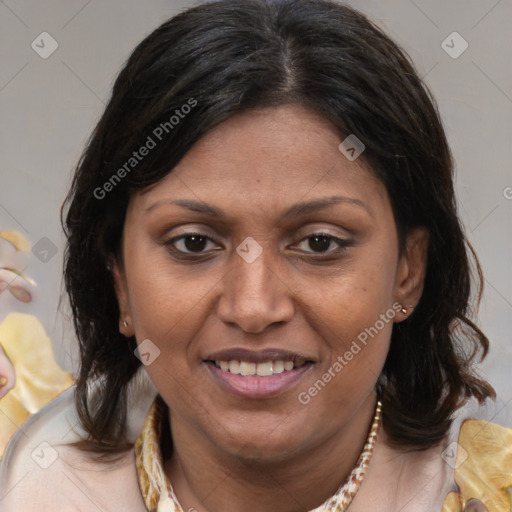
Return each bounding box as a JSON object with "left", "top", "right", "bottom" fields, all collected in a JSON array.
[
  {"left": 442, "top": 492, "right": 464, "bottom": 512},
  {"left": 136, "top": 397, "right": 186, "bottom": 512},
  {"left": 441, "top": 419, "right": 512, "bottom": 511},
  {"left": 0, "top": 312, "right": 74, "bottom": 459},
  {"left": 135, "top": 399, "right": 173, "bottom": 512}
]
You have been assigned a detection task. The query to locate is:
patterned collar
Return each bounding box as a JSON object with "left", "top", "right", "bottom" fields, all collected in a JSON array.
[{"left": 135, "top": 397, "right": 382, "bottom": 512}]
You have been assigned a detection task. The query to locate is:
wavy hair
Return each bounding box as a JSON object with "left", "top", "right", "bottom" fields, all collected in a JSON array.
[{"left": 62, "top": 0, "right": 495, "bottom": 454}]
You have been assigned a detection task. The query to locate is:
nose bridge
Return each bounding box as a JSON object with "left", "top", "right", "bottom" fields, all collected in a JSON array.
[
  {"left": 238, "top": 238, "right": 271, "bottom": 283},
  {"left": 218, "top": 243, "right": 294, "bottom": 332}
]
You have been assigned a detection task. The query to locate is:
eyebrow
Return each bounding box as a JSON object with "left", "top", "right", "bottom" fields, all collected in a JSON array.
[
  {"left": 281, "top": 195, "right": 369, "bottom": 219},
  {"left": 145, "top": 195, "right": 369, "bottom": 218}
]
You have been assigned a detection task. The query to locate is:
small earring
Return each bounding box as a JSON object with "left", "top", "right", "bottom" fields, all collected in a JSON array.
[
  {"left": 123, "top": 320, "right": 128, "bottom": 328},
  {"left": 400, "top": 305, "right": 407, "bottom": 314}
]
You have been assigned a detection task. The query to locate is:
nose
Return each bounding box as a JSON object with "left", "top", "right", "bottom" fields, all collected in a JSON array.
[{"left": 217, "top": 249, "right": 295, "bottom": 334}]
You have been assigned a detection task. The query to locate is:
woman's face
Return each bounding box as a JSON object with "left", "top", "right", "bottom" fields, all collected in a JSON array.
[{"left": 114, "top": 105, "right": 427, "bottom": 461}]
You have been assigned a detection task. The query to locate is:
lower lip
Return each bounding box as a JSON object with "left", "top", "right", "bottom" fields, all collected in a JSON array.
[{"left": 205, "top": 362, "right": 313, "bottom": 399}]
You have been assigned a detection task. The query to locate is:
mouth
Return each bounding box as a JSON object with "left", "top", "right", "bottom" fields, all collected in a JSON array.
[
  {"left": 204, "top": 349, "right": 315, "bottom": 399},
  {"left": 211, "top": 357, "right": 310, "bottom": 376}
]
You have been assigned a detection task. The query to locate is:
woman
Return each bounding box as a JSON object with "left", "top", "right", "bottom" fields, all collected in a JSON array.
[{"left": 1, "top": 1, "right": 510, "bottom": 511}]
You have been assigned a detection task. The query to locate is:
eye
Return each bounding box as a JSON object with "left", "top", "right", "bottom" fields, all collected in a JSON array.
[
  {"left": 294, "top": 233, "right": 350, "bottom": 254},
  {"left": 166, "top": 233, "right": 220, "bottom": 254}
]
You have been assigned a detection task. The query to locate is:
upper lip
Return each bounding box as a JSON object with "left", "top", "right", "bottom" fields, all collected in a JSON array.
[{"left": 205, "top": 348, "right": 315, "bottom": 364}]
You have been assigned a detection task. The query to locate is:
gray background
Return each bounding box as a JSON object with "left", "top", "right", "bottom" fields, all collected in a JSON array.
[{"left": 1, "top": 0, "right": 511, "bottom": 425}]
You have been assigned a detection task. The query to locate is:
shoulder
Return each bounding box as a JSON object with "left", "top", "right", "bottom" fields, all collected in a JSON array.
[
  {"left": 442, "top": 414, "right": 512, "bottom": 512},
  {"left": 0, "top": 385, "right": 152, "bottom": 512}
]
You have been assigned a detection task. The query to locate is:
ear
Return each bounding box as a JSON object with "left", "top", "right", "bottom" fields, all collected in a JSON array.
[
  {"left": 111, "top": 259, "right": 135, "bottom": 337},
  {"left": 394, "top": 227, "right": 429, "bottom": 322}
]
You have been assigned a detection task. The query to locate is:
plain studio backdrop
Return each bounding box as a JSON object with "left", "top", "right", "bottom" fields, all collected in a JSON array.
[{"left": 0, "top": 0, "right": 511, "bottom": 426}]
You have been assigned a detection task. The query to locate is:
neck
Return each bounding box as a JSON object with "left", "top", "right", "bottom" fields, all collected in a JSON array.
[{"left": 165, "top": 392, "right": 378, "bottom": 512}]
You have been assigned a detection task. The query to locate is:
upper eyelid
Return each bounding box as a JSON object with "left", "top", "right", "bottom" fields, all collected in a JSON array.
[
  {"left": 165, "top": 233, "right": 222, "bottom": 254},
  {"left": 166, "top": 233, "right": 219, "bottom": 244},
  {"left": 166, "top": 231, "right": 346, "bottom": 242},
  {"left": 166, "top": 232, "right": 350, "bottom": 252},
  {"left": 159, "top": 217, "right": 354, "bottom": 239},
  {"left": 292, "top": 234, "right": 350, "bottom": 251}
]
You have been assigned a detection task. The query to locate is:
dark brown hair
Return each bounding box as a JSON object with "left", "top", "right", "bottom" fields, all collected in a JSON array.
[{"left": 62, "top": 0, "right": 495, "bottom": 454}]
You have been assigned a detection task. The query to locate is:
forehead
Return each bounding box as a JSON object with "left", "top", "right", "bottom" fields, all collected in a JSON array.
[{"left": 133, "top": 105, "right": 389, "bottom": 218}]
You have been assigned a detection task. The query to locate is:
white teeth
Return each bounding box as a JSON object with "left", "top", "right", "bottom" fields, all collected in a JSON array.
[
  {"left": 239, "top": 361, "right": 256, "bottom": 376},
  {"left": 256, "top": 361, "right": 273, "bottom": 376},
  {"left": 215, "top": 359, "right": 299, "bottom": 376},
  {"left": 273, "top": 360, "right": 284, "bottom": 374}
]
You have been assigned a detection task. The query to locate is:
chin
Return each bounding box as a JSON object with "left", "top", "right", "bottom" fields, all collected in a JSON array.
[
  {"left": 233, "top": 441, "right": 301, "bottom": 465},
  {"left": 215, "top": 423, "right": 308, "bottom": 463}
]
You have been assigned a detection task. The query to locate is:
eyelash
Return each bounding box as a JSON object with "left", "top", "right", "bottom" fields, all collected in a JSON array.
[{"left": 164, "top": 232, "right": 351, "bottom": 259}]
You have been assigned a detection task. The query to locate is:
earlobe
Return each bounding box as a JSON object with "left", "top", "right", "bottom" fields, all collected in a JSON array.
[
  {"left": 111, "top": 260, "right": 134, "bottom": 337},
  {"left": 394, "top": 227, "right": 429, "bottom": 322}
]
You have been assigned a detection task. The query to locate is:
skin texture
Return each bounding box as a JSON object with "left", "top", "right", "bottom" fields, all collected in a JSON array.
[{"left": 113, "top": 105, "right": 428, "bottom": 512}]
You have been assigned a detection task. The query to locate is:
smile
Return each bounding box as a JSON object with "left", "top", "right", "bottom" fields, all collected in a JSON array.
[
  {"left": 204, "top": 351, "right": 314, "bottom": 399},
  {"left": 213, "top": 358, "right": 307, "bottom": 376}
]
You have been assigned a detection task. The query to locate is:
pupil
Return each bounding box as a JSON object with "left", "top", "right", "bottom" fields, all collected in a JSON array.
[
  {"left": 309, "top": 235, "right": 330, "bottom": 252},
  {"left": 185, "top": 235, "right": 207, "bottom": 252}
]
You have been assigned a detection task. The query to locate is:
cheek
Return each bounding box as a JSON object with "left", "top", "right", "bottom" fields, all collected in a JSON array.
[
  {"left": 299, "top": 304, "right": 393, "bottom": 428},
  {"left": 301, "top": 241, "right": 398, "bottom": 343},
  {"left": 295, "top": 238, "right": 398, "bottom": 403},
  {"left": 123, "top": 237, "right": 211, "bottom": 337},
  {"left": 128, "top": 281, "right": 203, "bottom": 367},
  {"left": 315, "top": 294, "right": 394, "bottom": 386}
]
